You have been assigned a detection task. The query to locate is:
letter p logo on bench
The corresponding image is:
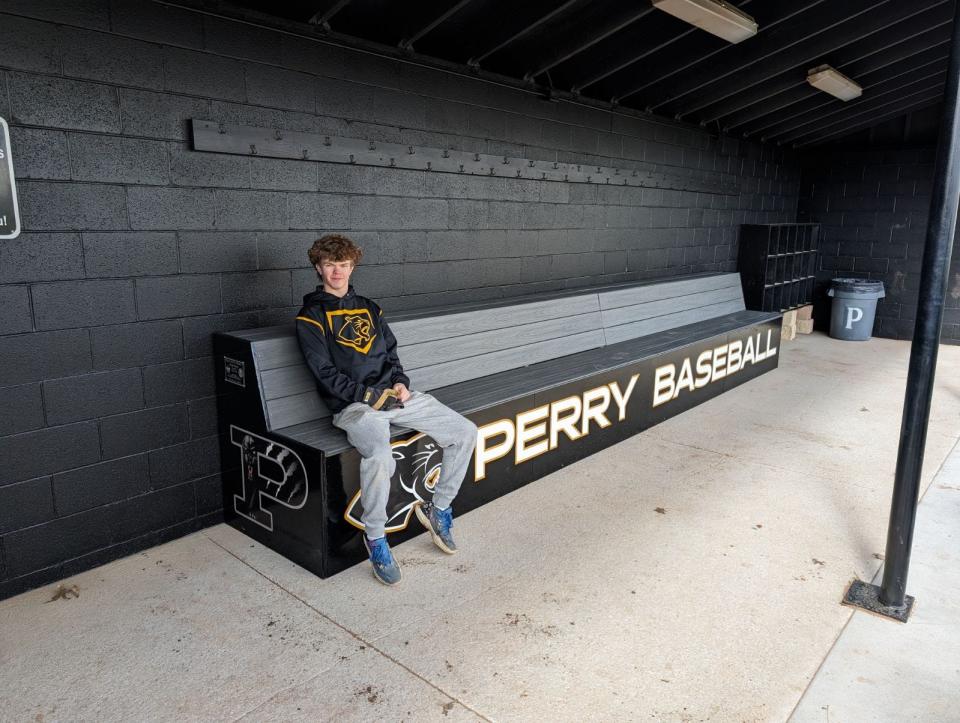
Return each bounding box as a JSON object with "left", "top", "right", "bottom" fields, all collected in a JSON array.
[{"left": 230, "top": 426, "right": 309, "bottom": 532}]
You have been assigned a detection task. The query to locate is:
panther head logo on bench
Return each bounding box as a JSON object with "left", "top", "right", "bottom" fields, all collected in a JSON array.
[{"left": 344, "top": 432, "right": 443, "bottom": 534}]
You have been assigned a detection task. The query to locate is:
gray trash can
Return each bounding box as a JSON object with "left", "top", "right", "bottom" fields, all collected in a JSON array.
[{"left": 827, "top": 278, "right": 885, "bottom": 341}]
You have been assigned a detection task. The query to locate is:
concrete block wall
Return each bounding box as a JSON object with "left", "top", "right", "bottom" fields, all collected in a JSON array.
[
  {"left": 798, "top": 148, "right": 959, "bottom": 342},
  {"left": 0, "top": 0, "right": 800, "bottom": 599}
]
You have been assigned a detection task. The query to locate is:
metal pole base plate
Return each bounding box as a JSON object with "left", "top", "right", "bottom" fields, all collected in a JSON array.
[{"left": 842, "top": 579, "right": 915, "bottom": 623}]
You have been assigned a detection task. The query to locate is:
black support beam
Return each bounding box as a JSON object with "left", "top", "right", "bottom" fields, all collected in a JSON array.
[
  {"left": 842, "top": 1, "right": 960, "bottom": 624},
  {"left": 875, "top": 0, "right": 960, "bottom": 617}
]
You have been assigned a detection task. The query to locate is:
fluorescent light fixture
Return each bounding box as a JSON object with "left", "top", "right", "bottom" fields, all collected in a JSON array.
[
  {"left": 651, "top": 0, "right": 758, "bottom": 43},
  {"left": 807, "top": 65, "right": 862, "bottom": 101}
]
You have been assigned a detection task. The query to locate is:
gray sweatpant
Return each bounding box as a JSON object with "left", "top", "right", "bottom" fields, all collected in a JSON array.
[{"left": 331, "top": 391, "right": 478, "bottom": 540}]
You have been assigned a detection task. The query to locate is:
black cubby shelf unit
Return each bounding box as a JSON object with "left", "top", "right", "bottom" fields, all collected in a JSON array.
[{"left": 738, "top": 223, "right": 820, "bottom": 312}]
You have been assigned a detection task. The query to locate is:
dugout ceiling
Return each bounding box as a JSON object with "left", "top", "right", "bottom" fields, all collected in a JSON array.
[{"left": 168, "top": 0, "right": 953, "bottom": 148}]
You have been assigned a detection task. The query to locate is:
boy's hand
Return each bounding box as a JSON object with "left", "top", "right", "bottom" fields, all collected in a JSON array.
[
  {"left": 362, "top": 387, "right": 403, "bottom": 411},
  {"left": 393, "top": 383, "right": 412, "bottom": 403}
]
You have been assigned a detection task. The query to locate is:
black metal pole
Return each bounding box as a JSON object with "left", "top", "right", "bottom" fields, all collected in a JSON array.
[{"left": 879, "top": 3, "right": 960, "bottom": 609}]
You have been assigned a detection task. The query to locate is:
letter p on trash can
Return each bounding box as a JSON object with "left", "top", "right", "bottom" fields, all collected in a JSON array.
[{"left": 827, "top": 278, "right": 885, "bottom": 341}]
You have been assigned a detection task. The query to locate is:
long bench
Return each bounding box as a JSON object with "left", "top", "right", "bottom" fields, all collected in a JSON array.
[{"left": 213, "top": 272, "right": 781, "bottom": 578}]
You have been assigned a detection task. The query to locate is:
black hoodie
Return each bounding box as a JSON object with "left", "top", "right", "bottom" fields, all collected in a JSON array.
[{"left": 295, "top": 285, "right": 410, "bottom": 414}]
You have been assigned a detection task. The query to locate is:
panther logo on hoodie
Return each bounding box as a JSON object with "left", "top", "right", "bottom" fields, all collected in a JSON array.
[{"left": 325, "top": 308, "right": 377, "bottom": 354}]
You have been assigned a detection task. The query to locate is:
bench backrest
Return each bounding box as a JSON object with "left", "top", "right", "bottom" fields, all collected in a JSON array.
[{"left": 241, "top": 273, "right": 745, "bottom": 431}]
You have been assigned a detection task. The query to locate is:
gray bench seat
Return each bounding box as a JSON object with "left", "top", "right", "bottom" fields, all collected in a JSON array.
[
  {"left": 213, "top": 270, "right": 782, "bottom": 580},
  {"left": 276, "top": 307, "right": 778, "bottom": 454},
  {"left": 226, "top": 272, "right": 772, "bottom": 456}
]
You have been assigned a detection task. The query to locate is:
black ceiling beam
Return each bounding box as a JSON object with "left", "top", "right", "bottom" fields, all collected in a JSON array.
[
  {"left": 467, "top": 0, "right": 580, "bottom": 67},
  {"left": 522, "top": 5, "right": 656, "bottom": 82},
  {"left": 160, "top": 0, "right": 705, "bottom": 142},
  {"left": 796, "top": 97, "right": 943, "bottom": 148},
  {"left": 777, "top": 82, "right": 946, "bottom": 146},
  {"left": 602, "top": 0, "right": 822, "bottom": 106},
  {"left": 570, "top": 26, "right": 696, "bottom": 94},
  {"left": 615, "top": 0, "right": 929, "bottom": 112},
  {"left": 569, "top": 0, "right": 755, "bottom": 93},
  {"left": 698, "top": 10, "right": 953, "bottom": 128},
  {"left": 307, "top": 0, "right": 352, "bottom": 29},
  {"left": 716, "top": 23, "right": 952, "bottom": 132},
  {"left": 744, "top": 50, "right": 949, "bottom": 139},
  {"left": 399, "top": 0, "right": 476, "bottom": 51},
  {"left": 718, "top": 86, "right": 818, "bottom": 134},
  {"left": 667, "top": 0, "right": 951, "bottom": 120},
  {"left": 762, "top": 69, "right": 948, "bottom": 142}
]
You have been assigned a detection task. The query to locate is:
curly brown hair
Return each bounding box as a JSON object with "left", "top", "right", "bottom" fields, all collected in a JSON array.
[{"left": 307, "top": 234, "right": 363, "bottom": 267}]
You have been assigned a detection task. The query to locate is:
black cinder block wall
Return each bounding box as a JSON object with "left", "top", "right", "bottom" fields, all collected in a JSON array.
[
  {"left": 0, "top": 0, "right": 800, "bottom": 599},
  {"left": 797, "top": 107, "right": 958, "bottom": 343}
]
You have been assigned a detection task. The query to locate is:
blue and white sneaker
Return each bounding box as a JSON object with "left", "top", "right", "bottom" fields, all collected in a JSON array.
[
  {"left": 364, "top": 536, "right": 402, "bottom": 586},
  {"left": 416, "top": 501, "right": 457, "bottom": 554}
]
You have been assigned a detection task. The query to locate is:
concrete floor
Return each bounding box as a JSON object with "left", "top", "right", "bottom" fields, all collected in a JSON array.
[
  {"left": 2, "top": 332, "right": 960, "bottom": 722},
  {"left": 790, "top": 449, "right": 960, "bottom": 723}
]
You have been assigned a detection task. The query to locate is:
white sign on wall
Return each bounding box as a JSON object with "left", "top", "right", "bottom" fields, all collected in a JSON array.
[{"left": 0, "top": 117, "right": 21, "bottom": 240}]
